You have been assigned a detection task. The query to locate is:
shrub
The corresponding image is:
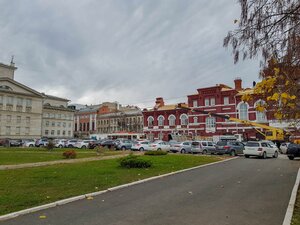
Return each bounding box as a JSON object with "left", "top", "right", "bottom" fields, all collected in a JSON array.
[
  {"left": 46, "top": 140, "right": 55, "bottom": 151},
  {"left": 63, "top": 150, "right": 77, "bottom": 159},
  {"left": 144, "top": 150, "right": 168, "bottom": 156},
  {"left": 119, "top": 154, "right": 152, "bottom": 168}
]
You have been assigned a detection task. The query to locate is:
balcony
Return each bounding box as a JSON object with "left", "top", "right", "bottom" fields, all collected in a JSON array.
[
  {"left": 25, "top": 106, "right": 32, "bottom": 113},
  {"left": 5, "top": 104, "right": 13, "bottom": 111},
  {"left": 16, "top": 105, "right": 23, "bottom": 112}
]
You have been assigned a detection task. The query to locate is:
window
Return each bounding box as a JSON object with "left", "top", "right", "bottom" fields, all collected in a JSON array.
[
  {"left": 16, "top": 98, "right": 23, "bottom": 106},
  {"left": 6, "top": 96, "right": 13, "bottom": 105},
  {"left": 6, "top": 115, "right": 11, "bottom": 122},
  {"left": 147, "top": 116, "right": 154, "bottom": 127},
  {"left": 6, "top": 126, "right": 11, "bottom": 135},
  {"left": 63, "top": 122, "right": 66, "bottom": 127},
  {"left": 205, "top": 98, "right": 210, "bottom": 106},
  {"left": 25, "top": 127, "right": 30, "bottom": 135},
  {"left": 180, "top": 114, "right": 188, "bottom": 125},
  {"left": 157, "top": 115, "right": 164, "bottom": 126},
  {"left": 261, "top": 143, "right": 268, "bottom": 147},
  {"left": 17, "top": 116, "right": 21, "bottom": 123},
  {"left": 45, "top": 130, "right": 49, "bottom": 135},
  {"left": 69, "top": 123, "right": 72, "bottom": 128},
  {"left": 68, "top": 131, "right": 71, "bottom": 136},
  {"left": 58, "top": 114, "right": 61, "bottom": 119},
  {"left": 193, "top": 100, "right": 198, "bottom": 107},
  {"left": 193, "top": 117, "right": 198, "bottom": 124},
  {"left": 223, "top": 97, "right": 229, "bottom": 105},
  {"left": 206, "top": 117, "right": 216, "bottom": 129},
  {"left": 46, "top": 121, "right": 49, "bottom": 126},
  {"left": 26, "top": 117, "right": 30, "bottom": 124},
  {"left": 0, "top": 95, "right": 3, "bottom": 104},
  {"left": 57, "top": 130, "right": 61, "bottom": 135},
  {"left": 255, "top": 100, "right": 267, "bottom": 122},
  {"left": 63, "top": 130, "right": 66, "bottom": 135},
  {"left": 57, "top": 122, "right": 61, "bottom": 127},
  {"left": 168, "top": 115, "right": 176, "bottom": 126},
  {"left": 16, "top": 127, "right": 20, "bottom": 135},
  {"left": 210, "top": 98, "right": 215, "bottom": 106},
  {"left": 25, "top": 99, "right": 32, "bottom": 107},
  {"left": 239, "top": 103, "right": 248, "bottom": 120},
  {"left": 52, "top": 122, "right": 55, "bottom": 127},
  {"left": 51, "top": 130, "right": 54, "bottom": 135}
]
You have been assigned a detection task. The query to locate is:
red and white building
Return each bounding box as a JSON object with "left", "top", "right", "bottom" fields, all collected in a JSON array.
[{"left": 143, "top": 78, "right": 273, "bottom": 141}]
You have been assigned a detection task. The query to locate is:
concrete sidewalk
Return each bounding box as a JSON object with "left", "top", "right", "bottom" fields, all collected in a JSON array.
[{"left": 0, "top": 152, "right": 141, "bottom": 170}]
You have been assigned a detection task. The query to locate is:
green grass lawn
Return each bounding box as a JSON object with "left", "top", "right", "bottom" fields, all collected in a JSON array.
[
  {"left": 0, "top": 154, "right": 221, "bottom": 215},
  {"left": 292, "top": 186, "right": 300, "bottom": 225},
  {"left": 0, "top": 147, "right": 126, "bottom": 165}
]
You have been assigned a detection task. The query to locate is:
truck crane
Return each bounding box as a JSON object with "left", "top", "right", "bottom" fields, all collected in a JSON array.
[{"left": 177, "top": 104, "right": 290, "bottom": 144}]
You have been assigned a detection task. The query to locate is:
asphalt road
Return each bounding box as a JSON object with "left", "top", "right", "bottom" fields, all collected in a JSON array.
[{"left": 1, "top": 155, "right": 299, "bottom": 225}]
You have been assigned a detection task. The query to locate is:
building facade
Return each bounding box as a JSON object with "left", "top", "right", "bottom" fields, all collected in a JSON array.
[
  {"left": 143, "top": 79, "right": 275, "bottom": 141},
  {"left": 0, "top": 61, "right": 74, "bottom": 139}
]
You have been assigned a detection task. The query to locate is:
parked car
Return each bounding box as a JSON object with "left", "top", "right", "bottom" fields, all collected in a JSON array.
[
  {"left": 23, "top": 139, "right": 35, "bottom": 147},
  {"left": 65, "top": 139, "right": 78, "bottom": 148},
  {"left": 74, "top": 140, "right": 91, "bottom": 149},
  {"left": 191, "top": 141, "right": 216, "bottom": 154},
  {"left": 170, "top": 141, "right": 192, "bottom": 153},
  {"left": 115, "top": 140, "right": 133, "bottom": 150},
  {"left": 215, "top": 140, "right": 244, "bottom": 156},
  {"left": 9, "top": 139, "right": 23, "bottom": 147},
  {"left": 148, "top": 140, "right": 170, "bottom": 151},
  {"left": 287, "top": 143, "right": 300, "bottom": 160},
  {"left": 54, "top": 139, "right": 67, "bottom": 148},
  {"left": 280, "top": 142, "right": 290, "bottom": 154},
  {"left": 88, "top": 140, "right": 102, "bottom": 149},
  {"left": 100, "top": 140, "right": 115, "bottom": 149},
  {"left": 35, "top": 138, "right": 49, "bottom": 147},
  {"left": 243, "top": 141, "right": 279, "bottom": 159},
  {"left": 131, "top": 140, "right": 151, "bottom": 151}
]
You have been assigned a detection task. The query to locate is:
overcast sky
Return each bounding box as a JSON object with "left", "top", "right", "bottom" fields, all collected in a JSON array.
[{"left": 0, "top": 0, "right": 261, "bottom": 108}]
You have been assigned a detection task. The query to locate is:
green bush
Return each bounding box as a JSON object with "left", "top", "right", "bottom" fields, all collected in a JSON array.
[
  {"left": 119, "top": 154, "right": 152, "bottom": 168},
  {"left": 63, "top": 150, "right": 77, "bottom": 159},
  {"left": 144, "top": 150, "right": 168, "bottom": 156}
]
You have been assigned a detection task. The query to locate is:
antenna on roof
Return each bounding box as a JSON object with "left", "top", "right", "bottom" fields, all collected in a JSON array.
[{"left": 10, "top": 55, "right": 15, "bottom": 67}]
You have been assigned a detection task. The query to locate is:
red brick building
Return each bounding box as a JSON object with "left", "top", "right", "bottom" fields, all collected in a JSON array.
[{"left": 143, "top": 78, "right": 271, "bottom": 141}]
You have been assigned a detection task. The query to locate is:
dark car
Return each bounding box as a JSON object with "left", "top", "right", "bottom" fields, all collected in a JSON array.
[
  {"left": 215, "top": 140, "right": 244, "bottom": 156},
  {"left": 9, "top": 139, "right": 23, "bottom": 147},
  {"left": 88, "top": 140, "right": 102, "bottom": 149},
  {"left": 100, "top": 140, "right": 115, "bottom": 149},
  {"left": 287, "top": 143, "right": 300, "bottom": 160}
]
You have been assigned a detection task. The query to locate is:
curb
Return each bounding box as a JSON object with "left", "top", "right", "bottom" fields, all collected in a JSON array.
[
  {"left": 0, "top": 156, "right": 237, "bottom": 221},
  {"left": 282, "top": 168, "right": 300, "bottom": 225}
]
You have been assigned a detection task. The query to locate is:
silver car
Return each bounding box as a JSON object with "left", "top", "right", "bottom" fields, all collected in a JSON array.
[
  {"left": 170, "top": 141, "right": 192, "bottom": 153},
  {"left": 191, "top": 141, "right": 216, "bottom": 154}
]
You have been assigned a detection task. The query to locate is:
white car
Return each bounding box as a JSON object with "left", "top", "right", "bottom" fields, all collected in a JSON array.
[
  {"left": 280, "top": 142, "right": 290, "bottom": 154},
  {"left": 244, "top": 141, "right": 279, "bottom": 159},
  {"left": 54, "top": 139, "right": 67, "bottom": 148},
  {"left": 131, "top": 140, "right": 151, "bottom": 151},
  {"left": 23, "top": 139, "right": 35, "bottom": 147},
  {"left": 74, "top": 140, "right": 91, "bottom": 149},
  {"left": 148, "top": 141, "right": 170, "bottom": 151}
]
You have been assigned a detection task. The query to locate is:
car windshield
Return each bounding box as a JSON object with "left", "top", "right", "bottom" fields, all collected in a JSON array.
[
  {"left": 191, "top": 142, "right": 200, "bottom": 146},
  {"left": 217, "top": 141, "right": 227, "bottom": 146},
  {"left": 246, "top": 142, "right": 260, "bottom": 147}
]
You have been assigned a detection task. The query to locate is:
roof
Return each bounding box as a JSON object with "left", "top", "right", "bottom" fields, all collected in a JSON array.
[{"left": 42, "top": 93, "right": 70, "bottom": 102}]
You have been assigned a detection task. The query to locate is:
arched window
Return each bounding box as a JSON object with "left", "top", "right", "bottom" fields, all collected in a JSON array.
[
  {"left": 157, "top": 115, "right": 165, "bottom": 126},
  {"left": 255, "top": 100, "right": 267, "bottom": 122},
  {"left": 239, "top": 102, "right": 248, "bottom": 120},
  {"left": 168, "top": 114, "right": 176, "bottom": 126},
  {"left": 180, "top": 114, "right": 188, "bottom": 125},
  {"left": 147, "top": 116, "right": 154, "bottom": 127}
]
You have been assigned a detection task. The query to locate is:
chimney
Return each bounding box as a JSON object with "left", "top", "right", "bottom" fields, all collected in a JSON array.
[
  {"left": 154, "top": 97, "right": 164, "bottom": 109},
  {"left": 234, "top": 77, "right": 242, "bottom": 91}
]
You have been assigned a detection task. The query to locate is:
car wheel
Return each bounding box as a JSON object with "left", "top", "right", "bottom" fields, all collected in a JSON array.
[
  {"left": 230, "top": 150, "right": 236, "bottom": 156},
  {"left": 180, "top": 149, "right": 186, "bottom": 154},
  {"left": 121, "top": 146, "right": 126, "bottom": 150},
  {"left": 245, "top": 155, "right": 249, "bottom": 158},
  {"left": 157, "top": 148, "right": 162, "bottom": 151},
  {"left": 139, "top": 147, "right": 144, "bottom": 151},
  {"left": 262, "top": 152, "right": 267, "bottom": 159},
  {"left": 29, "top": 144, "right": 34, "bottom": 147},
  {"left": 288, "top": 156, "right": 294, "bottom": 160},
  {"left": 81, "top": 145, "right": 86, "bottom": 149},
  {"left": 68, "top": 145, "right": 73, "bottom": 148},
  {"left": 273, "top": 151, "right": 278, "bottom": 158},
  {"left": 202, "top": 149, "right": 207, "bottom": 154},
  {"left": 59, "top": 145, "right": 63, "bottom": 148}
]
